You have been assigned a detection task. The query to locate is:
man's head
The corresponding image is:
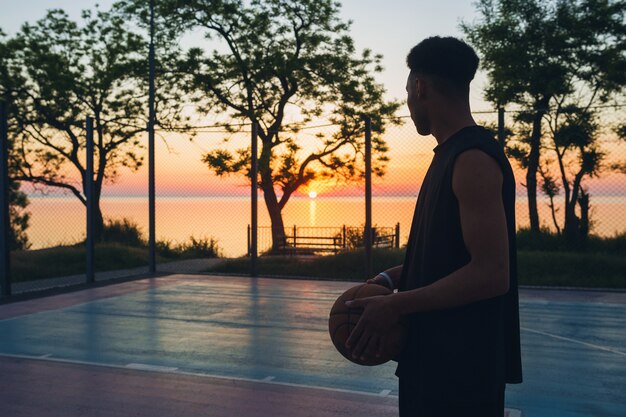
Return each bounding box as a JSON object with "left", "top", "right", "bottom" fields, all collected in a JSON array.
[{"left": 405, "top": 37, "right": 479, "bottom": 135}]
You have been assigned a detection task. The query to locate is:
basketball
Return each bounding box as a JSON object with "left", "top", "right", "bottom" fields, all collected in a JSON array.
[{"left": 328, "top": 283, "right": 407, "bottom": 366}]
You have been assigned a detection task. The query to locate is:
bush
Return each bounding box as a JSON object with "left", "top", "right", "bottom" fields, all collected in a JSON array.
[
  {"left": 517, "top": 227, "right": 626, "bottom": 254},
  {"left": 156, "top": 236, "right": 221, "bottom": 259},
  {"left": 101, "top": 218, "right": 144, "bottom": 246},
  {"left": 177, "top": 236, "right": 222, "bottom": 259}
]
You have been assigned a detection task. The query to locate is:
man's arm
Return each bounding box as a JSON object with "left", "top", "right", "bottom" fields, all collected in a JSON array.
[
  {"left": 391, "top": 149, "right": 510, "bottom": 314},
  {"left": 345, "top": 150, "right": 510, "bottom": 359}
]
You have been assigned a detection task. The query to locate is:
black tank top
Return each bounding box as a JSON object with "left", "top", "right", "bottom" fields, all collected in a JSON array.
[{"left": 396, "top": 126, "right": 522, "bottom": 401}]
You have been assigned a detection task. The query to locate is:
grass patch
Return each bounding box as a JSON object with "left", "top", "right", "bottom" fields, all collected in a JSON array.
[
  {"left": 209, "top": 247, "right": 626, "bottom": 289},
  {"left": 212, "top": 248, "right": 406, "bottom": 281},
  {"left": 518, "top": 251, "right": 626, "bottom": 288},
  {"left": 10, "top": 218, "right": 222, "bottom": 283},
  {"left": 11, "top": 243, "right": 153, "bottom": 283},
  {"left": 516, "top": 228, "right": 626, "bottom": 254}
]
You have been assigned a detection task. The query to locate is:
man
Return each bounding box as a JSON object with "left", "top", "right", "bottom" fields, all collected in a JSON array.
[{"left": 345, "top": 36, "right": 522, "bottom": 417}]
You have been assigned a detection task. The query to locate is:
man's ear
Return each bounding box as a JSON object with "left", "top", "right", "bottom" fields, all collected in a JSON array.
[{"left": 415, "top": 76, "right": 426, "bottom": 100}]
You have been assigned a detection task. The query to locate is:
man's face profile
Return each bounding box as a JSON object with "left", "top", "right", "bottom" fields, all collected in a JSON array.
[{"left": 406, "top": 73, "right": 430, "bottom": 136}]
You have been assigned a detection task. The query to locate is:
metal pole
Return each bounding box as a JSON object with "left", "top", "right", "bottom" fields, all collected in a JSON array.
[
  {"left": 250, "top": 122, "right": 258, "bottom": 277},
  {"left": 0, "top": 101, "right": 11, "bottom": 297},
  {"left": 247, "top": 224, "right": 251, "bottom": 256},
  {"left": 498, "top": 107, "right": 505, "bottom": 146},
  {"left": 148, "top": 0, "right": 156, "bottom": 274},
  {"left": 364, "top": 116, "right": 373, "bottom": 279},
  {"left": 395, "top": 222, "right": 400, "bottom": 249},
  {"left": 86, "top": 116, "right": 95, "bottom": 283}
]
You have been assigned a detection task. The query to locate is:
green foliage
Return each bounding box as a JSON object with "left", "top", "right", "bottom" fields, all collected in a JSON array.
[
  {"left": 616, "top": 122, "right": 626, "bottom": 140},
  {"left": 8, "top": 181, "right": 31, "bottom": 250},
  {"left": 516, "top": 227, "right": 626, "bottom": 254},
  {"left": 3, "top": 6, "right": 187, "bottom": 237},
  {"left": 157, "top": 236, "right": 222, "bottom": 259},
  {"left": 462, "top": 0, "right": 625, "bottom": 107},
  {"left": 98, "top": 218, "right": 222, "bottom": 258},
  {"left": 101, "top": 218, "right": 145, "bottom": 246},
  {"left": 1, "top": 34, "right": 31, "bottom": 250},
  {"left": 177, "top": 236, "right": 222, "bottom": 259},
  {"left": 462, "top": 0, "right": 626, "bottom": 241}
]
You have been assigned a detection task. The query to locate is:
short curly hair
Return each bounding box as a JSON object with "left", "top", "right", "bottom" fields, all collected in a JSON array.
[{"left": 407, "top": 36, "right": 479, "bottom": 95}]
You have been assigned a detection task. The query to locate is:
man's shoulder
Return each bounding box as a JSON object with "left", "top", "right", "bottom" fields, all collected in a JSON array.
[{"left": 452, "top": 149, "right": 504, "bottom": 202}]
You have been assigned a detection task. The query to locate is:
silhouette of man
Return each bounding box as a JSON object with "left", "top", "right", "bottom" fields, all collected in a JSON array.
[{"left": 346, "top": 36, "right": 522, "bottom": 417}]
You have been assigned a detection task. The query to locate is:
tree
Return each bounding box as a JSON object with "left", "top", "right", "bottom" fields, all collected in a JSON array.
[
  {"left": 6, "top": 8, "right": 186, "bottom": 240},
  {"left": 547, "top": 107, "right": 604, "bottom": 244},
  {"left": 118, "top": 0, "right": 401, "bottom": 251},
  {"left": 612, "top": 122, "right": 626, "bottom": 174},
  {"left": 0, "top": 31, "right": 30, "bottom": 250},
  {"left": 462, "top": 0, "right": 626, "bottom": 237}
]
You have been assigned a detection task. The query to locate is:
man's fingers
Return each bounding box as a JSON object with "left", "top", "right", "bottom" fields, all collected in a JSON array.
[
  {"left": 377, "top": 333, "right": 388, "bottom": 358},
  {"left": 345, "top": 318, "right": 364, "bottom": 349},
  {"left": 363, "top": 335, "right": 381, "bottom": 361},
  {"left": 351, "top": 330, "right": 371, "bottom": 360},
  {"left": 345, "top": 298, "right": 366, "bottom": 308}
]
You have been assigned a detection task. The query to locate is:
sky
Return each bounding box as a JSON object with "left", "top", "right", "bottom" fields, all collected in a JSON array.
[
  {"left": 2, "top": 1, "right": 625, "bottom": 198},
  {"left": 0, "top": 0, "right": 489, "bottom": 107}
]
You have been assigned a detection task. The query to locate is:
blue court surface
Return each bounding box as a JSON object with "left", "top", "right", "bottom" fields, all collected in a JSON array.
[{"left": 0, "top": 275, "right": 624, "bottom": 417}]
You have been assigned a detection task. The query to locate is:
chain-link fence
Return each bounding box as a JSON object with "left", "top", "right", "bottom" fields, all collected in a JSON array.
[{"left": 2, "top": 100, "right": 626, "bottom": 297}]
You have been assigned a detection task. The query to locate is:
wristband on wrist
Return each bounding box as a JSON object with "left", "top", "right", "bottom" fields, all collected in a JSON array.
[{"left": 377, "top": 271, "right": 394, "bottom": 290}]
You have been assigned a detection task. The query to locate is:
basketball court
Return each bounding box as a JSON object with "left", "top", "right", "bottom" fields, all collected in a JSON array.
[{"left": 0, "top": 274, "right": 624, "bottom": 416}]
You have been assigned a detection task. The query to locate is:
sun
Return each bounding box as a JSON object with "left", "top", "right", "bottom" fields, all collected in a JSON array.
[{"left": 308, "top": 191, "right": 318, "bottom": 199}]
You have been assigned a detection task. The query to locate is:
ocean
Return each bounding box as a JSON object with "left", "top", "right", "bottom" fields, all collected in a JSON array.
[{"left": 22, "top": 195, "right": 626, "bottom": 257}]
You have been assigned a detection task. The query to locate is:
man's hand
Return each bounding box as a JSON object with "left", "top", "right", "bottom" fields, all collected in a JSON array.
[
  {"left": 344, "top": 295, "right": 400, "bottom": 362},
  {"left": 366, "top": 275, "right": 391, "bottom": 288}
]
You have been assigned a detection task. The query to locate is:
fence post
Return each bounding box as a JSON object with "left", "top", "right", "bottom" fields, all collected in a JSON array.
[
  {"left": 498, "top": 107, "right": 505, "bottom": 146},
  {"left": 147, "top": 0, "right": 157, "bottom": 274},
  {"left": 364, "top": 116, "right": 373, "bottom": 279},
  {"left": 247, "top": 224, "right": 251, "bottom": 256},
  {"left": 395, "top": 222, "right": 400, "bottom": 249},
  {"left": 293, "top": 225, "right": 297, "bottom": 252},
  {"left": 0, "top": 101, "right": 11, "bottom": 297},
  {"left": 250, "top": 122, "right": 258, "bottom": 277},
  {"left": 86, "top": 116, "right": 95, "bottom": 284},
  {"left": 342, "top": 225, "right": 347, "bottom": 248}
]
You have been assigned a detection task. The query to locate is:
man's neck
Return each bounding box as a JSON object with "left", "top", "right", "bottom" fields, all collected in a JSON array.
[{"left": 430, "top": 104, "right": 477, "bottom": 145}]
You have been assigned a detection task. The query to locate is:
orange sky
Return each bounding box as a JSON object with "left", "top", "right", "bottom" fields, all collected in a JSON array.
[{"left": 98, "top": 119, "right": 626, "bottom": 199}]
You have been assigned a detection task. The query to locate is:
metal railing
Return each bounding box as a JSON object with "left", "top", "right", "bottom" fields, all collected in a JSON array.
[{"left": 249, "top": 224, "right": 400, "bottom": 255}]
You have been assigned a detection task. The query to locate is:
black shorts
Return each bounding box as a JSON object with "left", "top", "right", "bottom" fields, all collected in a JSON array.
[{"left": 399, "top": 377, "right": 505, "bottom": 417}]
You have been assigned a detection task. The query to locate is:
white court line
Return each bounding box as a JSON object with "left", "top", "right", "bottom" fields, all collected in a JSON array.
[
  {"left": 521, "top": 326, "right": 626, "bottom": 356},
  {"left": 0, "top": 352, "right": 398, "bottom": 399},
  {"left": 126, "top": 363, "right": 178, "bottom": 372},
  {"left": 2, "top": 352, "right": 524, "bottom": 414}
]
